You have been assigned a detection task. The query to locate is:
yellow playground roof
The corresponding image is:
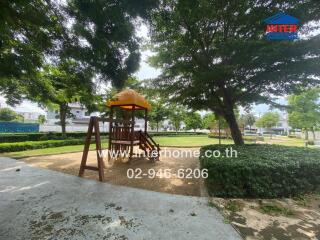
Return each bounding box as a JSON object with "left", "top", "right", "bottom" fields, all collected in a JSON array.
[{"left": 107, "top": 89, "right": 151, "bottom": 110}]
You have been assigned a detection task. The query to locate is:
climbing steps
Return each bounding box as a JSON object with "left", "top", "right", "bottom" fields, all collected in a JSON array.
[{"left": 138, "top": 131, "right": 160, "bottom": 161}]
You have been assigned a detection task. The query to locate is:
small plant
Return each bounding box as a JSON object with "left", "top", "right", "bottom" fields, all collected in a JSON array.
[
  {"left": 260, "top": 203, "right": 294, "bottom": 217},
  {"left": 293, "top": 195, "right": 310, "bottom": 207},
  {"left": 223, "top": 218, "right": 231, "bottom": 224},
  {"left": 225, "top": 201, "right": 242, "bottom": 212},
  {"left": 208, "top": 201, "right": 220, "bottom": 210}
]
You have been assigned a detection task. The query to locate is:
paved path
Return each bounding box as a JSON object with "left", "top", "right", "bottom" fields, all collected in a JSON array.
[{"left": 0, "top": 157, "right": 241, "bottom": 240}]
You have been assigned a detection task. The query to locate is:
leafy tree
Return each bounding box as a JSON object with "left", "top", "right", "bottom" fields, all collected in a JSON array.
[
  {"left": 203, "top": 113, "right": 216, "bottom": 131},
  {"left": 15, "top": 114, "right": 24, "bottom": 123},
  {"left": 1, "top": 0, "right": 158, "bottom": 120},
  {"left": 203, "top": 112, "right": 231, "bottom": 137},
  {"left": 150, "top": 0, "right": 320, "bottom": 145},
  {"left": 0, "top": 108, "right": 18, "bottom": 121},
  {"left": 66, "top": 0, "right": 158, "bottom": 89},
  {"left": 256, "top": 112, "right": 279, "bottom": 138},
  {"left": 32, "top": 61, "right": 96, "bottom": 133},
  {"left": 149, "top": 100, "right": 169, "bottom": 132},
  {"left": 240, "top": 113, "right": 256, "bottom": 131},
  {"left": 38, "top": 115, "right": 46, "bottom": 124},
  {"left": 185, "top": 112, "right": 203, "bottom": 131},
  {"left": 288, "top": 88, "right": 320, "bottom": 142},
  {"left": 168, "top": 104, "right": 186, "bottom": 132},
  {"left": 0, "top": 108, "right": 24, "bottom": 122},
  {"left": 0, "top": 0, "right": 60, "bottom": 105}
]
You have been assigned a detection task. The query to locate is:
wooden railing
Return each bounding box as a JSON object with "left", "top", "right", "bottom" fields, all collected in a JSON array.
[{"left": 138, "top": 131, "right": 160, "bottom": 161}]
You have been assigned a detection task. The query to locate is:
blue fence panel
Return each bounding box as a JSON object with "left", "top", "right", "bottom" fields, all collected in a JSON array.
[{"left": 0, "top": 122, "right": 39, "bottom": 133}]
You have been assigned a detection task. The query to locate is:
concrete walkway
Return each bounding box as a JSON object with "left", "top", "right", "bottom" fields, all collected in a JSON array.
[{"left": 0, "top": 157, "right": 241, "bottom": 240}]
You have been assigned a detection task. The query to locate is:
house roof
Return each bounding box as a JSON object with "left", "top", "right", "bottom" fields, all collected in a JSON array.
[
  {"left": 107, "top": 89, "right": 151, "bottom": 110},
  {"left": 264, "top": 12, "right": 300, "bottom": 24}
]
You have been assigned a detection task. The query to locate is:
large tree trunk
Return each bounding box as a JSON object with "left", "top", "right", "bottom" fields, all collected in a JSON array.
[
  {"left": 305, "top": 129, "right": 309, "bottom": 147},
  {"left": 311, "top": 129, "right": 316, "bottom": 141},
  {"left": 156, "top": 121, "right": 159, "bottom": 132},
  {"left": 223, "top": 108, "right": 244, "bottom": 145},
  {"left": 59, "top": 103, "right": 68, "bottom": 134}
]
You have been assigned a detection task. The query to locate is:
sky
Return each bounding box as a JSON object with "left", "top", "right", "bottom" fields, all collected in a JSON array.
[{"left": 0, "top": 23, "right": 284, "bottom": 117}]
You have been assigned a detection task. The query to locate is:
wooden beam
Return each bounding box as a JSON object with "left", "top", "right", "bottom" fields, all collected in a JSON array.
[
  {"left": 79, "top": 116, "right": 105, "bottom": 182},
  {"left": 144, "top": 109, "right": 148, "bottom": 133},
  {"left": 96, "top": 117, "right": 133, "bottom": 124},
  {"left": 108, "top": 106, "right": 114, "bottom": 164},
  {"left": 79, "top": 117, "right": 94, "bottom": 177},
  {"left": 93, "top": 116, "right": 104, "bottom": 181},
  {"left": 83, "top": 165, "right": 99, "bottom": 171},
  {"left": 129, "top": 105, "right": 135, "bottom": 162}
]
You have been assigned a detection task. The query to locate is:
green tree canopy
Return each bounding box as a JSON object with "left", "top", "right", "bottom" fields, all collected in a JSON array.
[
  {"left": 203, "top": 113, "right": 216, "bottom": 131},
  {"left": 185, "top": 112, "right": 203, "bottom": 131},
  {"left": 168, "top": 104, "right": 187, "bottom": 132},
  {"left": 149, "top": 100, "right": 169, "bottom": 132},
  {"left": 150, "top": 0, "right": 320, "bottom": 145},
  {"left": 32, "top": 60, "right": 96, "bottom": 133},
  {"left": 66, "top": 0, "right": 158, "bottom": 89},
  {"left": 38, "top": 115, "right": 46, "bottom": 124},
  {"left": 255, "top": 112, "right": 280, "bottom": 129},
  {"left": 240, "top": 113, "right": 256, "bottom": 130},
  {"left": 0, "top": 0, "right": 60, "bottom": 105},
  {"left": 0, "top": 0, "right": 158, "bottom": 110},
  {"left": 0, "top": 108, "right": 23, "bottom": 122},
  {"left": 288, "top": 88, "right": 320, "bottom": 139}
]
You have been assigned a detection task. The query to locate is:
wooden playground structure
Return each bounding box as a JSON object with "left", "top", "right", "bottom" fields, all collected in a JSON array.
[{"left": 79, "top": 89, "right": 160, "bottom": 181}]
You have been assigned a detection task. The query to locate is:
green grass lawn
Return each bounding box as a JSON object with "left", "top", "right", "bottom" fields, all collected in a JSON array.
[
  {"left": 0, "top": 135, "right": 316, "bottom": 159},
  {"left": 1, "top": 142, "right": 108, "bottom": 159},
  {"left": 153, "top": 135, "right": 234, "bottom": 147},
  {"left": 262, "top": 136, "right": 310, "bottom": 147}
]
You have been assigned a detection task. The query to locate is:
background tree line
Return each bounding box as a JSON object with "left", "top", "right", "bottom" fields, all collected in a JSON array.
[{"left": 1, "top": 0, "right": 319, "bottom": 144}]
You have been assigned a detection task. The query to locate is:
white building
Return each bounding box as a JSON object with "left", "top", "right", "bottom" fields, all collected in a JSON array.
[
  {"left": 256, "top": 112, "right": 291, "bottom": 135},
  {"left": 46, "top": 102, "right": 95, "bottom": 124},
  {"left": 42, "top": 102, "right": 148, "bottom": 132},
  {"left": 16, "top": 111, "right": 42, "bottom": 121}
]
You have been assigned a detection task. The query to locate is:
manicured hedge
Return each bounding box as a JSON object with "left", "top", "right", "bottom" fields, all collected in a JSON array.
[
  {"left": 0, "top": 132, "right": 108, "bottom": 143},
  {"left": 0, "top": 139, "right": 88, "bottom": 153},
  {"left": 242, "top": 136, "right": 264, "bottom": 142},
  {"left": 200, "top": 144, "right": 320, "bottom": 198},
  {"left": 208, "top": 133, "right": 230, "bottom": 139}
]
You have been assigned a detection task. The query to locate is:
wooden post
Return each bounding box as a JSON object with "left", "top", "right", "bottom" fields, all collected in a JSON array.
[
  {"left": 218, "top": 117, "right": 221, "bottom": 145},
  {"left": 108, "top": 106, "right": 113, "bottom": 163},
  {"left": 93, "top": 117, "right": 104, "bottom": 181},
  {"left": 144, "top": 109, "right": 148, "bottom": 133},
  {"left": 79, "top": 117, "right": 94, "bottom": 177},
  {"left": 79, "top": 116, "right": 104, "bottom": 181},
  {"left": 129, "top": 105, "right": 135, "bottom": 161}
]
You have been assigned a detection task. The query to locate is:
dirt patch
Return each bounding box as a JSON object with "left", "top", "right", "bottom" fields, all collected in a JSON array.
[
  {"left": 20, "top": 147, "right": 202, "bottom": 196},
  {"left": 209, "top": 195, "right": 320, "bottom": 240}
]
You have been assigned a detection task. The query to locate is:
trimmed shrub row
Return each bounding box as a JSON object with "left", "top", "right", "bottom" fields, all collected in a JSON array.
[
  {"left": 200, "top": 144, "right": 320, "bottom": 198},
  {"left": 208, "top": 134, "right": 264, "bottom": 142},
  {"left": 0, "top": 139, "right": 88, "bottom": 153},
  {"left": 208, "top": 133, "right": 230, "bottom": 139},
  {"left": 242, "top": 136, "right": 264, "bottom": 142},
  {"left": 0, "top": 132, "right": 108, "bottom": 143}
]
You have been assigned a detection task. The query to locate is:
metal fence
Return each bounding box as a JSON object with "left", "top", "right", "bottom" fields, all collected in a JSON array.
[{"left": 0, "top": 122, "right": 39, "bottom": 133}]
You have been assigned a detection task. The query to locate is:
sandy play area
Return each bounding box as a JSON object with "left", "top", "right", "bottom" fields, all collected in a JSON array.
[{"left": 20, "top": 147, "right": 203, "bottom": 196}]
